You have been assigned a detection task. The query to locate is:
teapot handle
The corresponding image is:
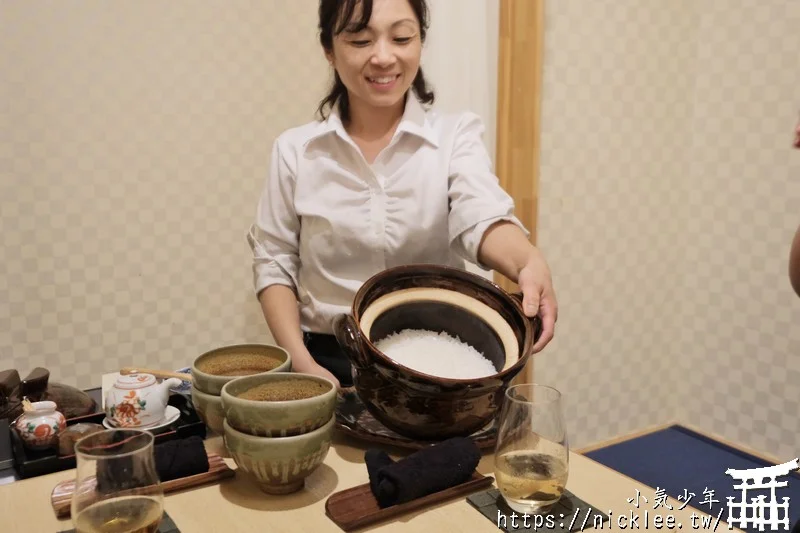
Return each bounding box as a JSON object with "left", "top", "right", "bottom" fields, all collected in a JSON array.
[
  {"left": 510, "top": 292, "right": 544, "bottom": 343},
  {"left": 332, "top": 314, "right": 370, "bottom": 369}
]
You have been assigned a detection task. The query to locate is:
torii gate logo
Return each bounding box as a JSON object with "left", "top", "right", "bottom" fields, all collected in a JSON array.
[{"left": 725, "top": 458, "right": 799, "bottom": 531}]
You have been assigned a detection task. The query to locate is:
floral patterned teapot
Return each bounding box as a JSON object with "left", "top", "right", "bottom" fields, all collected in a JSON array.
[{"left": 104, "top": 373, "right": 182, "bottom": 428}]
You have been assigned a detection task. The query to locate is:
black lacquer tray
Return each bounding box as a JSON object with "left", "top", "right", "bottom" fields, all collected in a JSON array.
[{"left": 10, "top": 393, "right": 206, "bottom": 479}]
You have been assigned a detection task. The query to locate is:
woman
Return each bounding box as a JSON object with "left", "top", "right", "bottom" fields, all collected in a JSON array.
[{"left": 247, "top": 0, "right": 557, "bottom": 388}]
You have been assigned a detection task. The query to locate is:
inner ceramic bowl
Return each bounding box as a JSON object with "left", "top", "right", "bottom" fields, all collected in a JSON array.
[
  {"left": 191, "top": 344, "right": 291, "bottom": 396},
  {"left": 359, "top": 287, "right": 520, "bottom": 379}
]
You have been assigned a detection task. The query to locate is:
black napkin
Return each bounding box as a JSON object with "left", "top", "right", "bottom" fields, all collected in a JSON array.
[
  {"left": 365, "top": 448, "right": 395, "bottom": 496},
  {"left": 364, "top": 437, "right": 481, "bottom": 508},
  {"left": 96, "top": 436, "right": 209, "bottom": 493},
  {"left": 153, "top": 436, "right": 209, "bottom": 482}
]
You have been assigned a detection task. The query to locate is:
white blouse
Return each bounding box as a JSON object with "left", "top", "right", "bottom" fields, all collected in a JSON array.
[{"left": 247, "top": 94, "right": 528, "bottom": 334}]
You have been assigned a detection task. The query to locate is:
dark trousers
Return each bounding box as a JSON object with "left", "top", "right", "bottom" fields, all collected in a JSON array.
[{"left": 302, "top": 332, "right": 354, "bottom": 387}]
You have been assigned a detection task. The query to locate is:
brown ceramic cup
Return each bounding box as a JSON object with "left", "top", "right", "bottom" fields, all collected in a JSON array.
[{"left": 332, "top": 264, "right": 542, "bottom": 441}]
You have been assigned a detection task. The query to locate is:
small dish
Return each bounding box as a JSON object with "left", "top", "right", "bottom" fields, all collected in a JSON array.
[{"left": 102, "top": 405, "right": 181, "bottom": 432}]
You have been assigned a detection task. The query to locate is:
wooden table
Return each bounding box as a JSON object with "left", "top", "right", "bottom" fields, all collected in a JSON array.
[{"left": 0, "top": 429, "right": 734, "bottom": 532}]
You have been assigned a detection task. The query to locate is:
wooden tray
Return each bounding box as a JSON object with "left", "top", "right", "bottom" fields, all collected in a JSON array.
[
  {"left": 325, "top": 471, "right": 494, "bottom": 531},
  {"left": 335, "top": 390, "right": 497, "bottom": 451},
  {"left": 51, "top": 452, "right": 234, "bottom": 518}
]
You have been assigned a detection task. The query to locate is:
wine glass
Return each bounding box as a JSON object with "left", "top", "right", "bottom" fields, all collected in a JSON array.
[
  {"left": 493, "top": 383, "right": 569, "bottom": 514},
  {"left": 71, "top": 429, "right": 164, "bottom": 533}
]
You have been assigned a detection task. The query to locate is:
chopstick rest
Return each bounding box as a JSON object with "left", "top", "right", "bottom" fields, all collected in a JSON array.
[{"left": 365, "top": 437, "right": 481, "bottom": 508}]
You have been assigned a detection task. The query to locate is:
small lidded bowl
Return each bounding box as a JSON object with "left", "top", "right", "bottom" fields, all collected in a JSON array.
[{"left": 14, "top": 401, "right": 66, "bottom": 450}]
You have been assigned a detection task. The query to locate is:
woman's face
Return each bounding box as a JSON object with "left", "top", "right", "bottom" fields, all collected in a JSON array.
[{"left": 327, "top": 0, "right": 422, "bottom": 114}]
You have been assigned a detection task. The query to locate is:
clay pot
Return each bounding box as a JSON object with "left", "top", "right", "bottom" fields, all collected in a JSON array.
[{"left": 332, "top": 264, "right": 542, "bottom": 441}]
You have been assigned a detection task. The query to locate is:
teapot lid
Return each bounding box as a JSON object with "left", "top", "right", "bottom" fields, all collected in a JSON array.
[{"left": 114, "top": 373, "right": 156, "bottom": 389}]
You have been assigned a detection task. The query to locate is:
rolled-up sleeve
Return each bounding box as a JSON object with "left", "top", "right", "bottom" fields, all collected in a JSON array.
[
  {"left": 447, "top": 113, "right": 529, "bottom": 266},
  {"left": 247, "top": 137, "right": 301, "bottom": 297}
]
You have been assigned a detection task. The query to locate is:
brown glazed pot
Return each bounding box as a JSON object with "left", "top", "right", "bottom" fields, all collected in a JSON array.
[{"left": 332, "top": 264, "right": 542, "bottom": 441}]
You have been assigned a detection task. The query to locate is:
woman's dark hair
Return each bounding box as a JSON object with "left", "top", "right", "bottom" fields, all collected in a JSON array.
[{"left": 317, "top": 0, "right": 435, "bottom": 122}]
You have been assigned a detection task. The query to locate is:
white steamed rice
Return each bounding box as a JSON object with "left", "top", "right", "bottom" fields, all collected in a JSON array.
[{"left": 374, "top": 329, "right": 496, "bottom": 379}]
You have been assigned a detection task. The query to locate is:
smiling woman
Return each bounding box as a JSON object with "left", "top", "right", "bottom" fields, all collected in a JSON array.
[
  {"left": 317, "top": 0, "right": 434, "bottom": 130},
  {"left": 247, "top": 0, "right": 558, "bottom": 389}
]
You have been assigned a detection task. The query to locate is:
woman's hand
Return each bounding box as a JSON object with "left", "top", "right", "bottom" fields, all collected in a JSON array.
[
  {"left": 292, "top": 353, "right": 341, "bottom": 388},
  {"left": 517, "top": 254, "right": 558, "bottom": 353},
  {"left": 477, "top": 221, "right": 558, "bottom": 353},
  {"left": 257, "top": 285, "right": 342, "bottom": 387}
]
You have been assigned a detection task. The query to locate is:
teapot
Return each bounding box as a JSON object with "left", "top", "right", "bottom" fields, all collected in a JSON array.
[{"left": 104, "top": 373, "right": 182, "bottom": 428}]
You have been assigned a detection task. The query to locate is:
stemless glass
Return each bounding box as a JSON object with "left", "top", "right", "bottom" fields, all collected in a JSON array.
[
  {"left": 494, "top": 383, "right": 569, "bottom": 514},
  {"left": 71, "top": 429, "right": 164, "bottom": 533}
]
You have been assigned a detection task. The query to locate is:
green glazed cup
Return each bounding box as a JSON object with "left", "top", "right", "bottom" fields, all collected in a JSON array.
[
  {"left": 191, "top": 343, "right": 291, "bottom": 396},
  {"left": 220, "top": 372, "right": 337, "bottom": 437},
  {"left": 191, "top": 386, "right": 224, "bottom": 434},
  {"left": 223, "top": 416, "right": 334, "bottom": 494}
]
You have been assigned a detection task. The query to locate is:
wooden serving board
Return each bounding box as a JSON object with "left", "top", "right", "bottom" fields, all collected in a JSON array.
[
  {"left": 51, "top": 453, "right": 234, "bottom": 518},
  {"left": 325, "top": 471, "right": 494, "bottom": 532}
]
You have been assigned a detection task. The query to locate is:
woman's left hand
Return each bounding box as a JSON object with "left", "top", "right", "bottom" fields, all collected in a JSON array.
[
  {"left": 517, "top": 255, "right": 558, "bottom": 353},
  {"left": 475, "top": 221, "right": 558, "bottom": 353}
]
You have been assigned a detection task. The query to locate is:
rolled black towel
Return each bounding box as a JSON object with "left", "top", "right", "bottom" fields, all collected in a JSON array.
[
  {"left": 96, "top": 436, "right": 209, "bottom": 493},
  {"left": 364, "top": 449, "right": 395, "bottom": 496},
  {"left": 372, "top": 437, "right": 481, "bottom": 508},
  {"left": 153, "top": 436, "right": 209, "bottom": 482}
]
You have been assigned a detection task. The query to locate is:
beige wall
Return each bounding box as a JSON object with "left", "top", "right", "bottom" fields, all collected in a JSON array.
[
  {"left": 535, "top": 0, "right": 800, "bottom": 459},
  {"left": 672, "top": 0, "right": 799, "bottom": 460},
  {"left": 0, "top": 0, "right": 501, "bottom": 387},
  {"left": 1, "top": 0, "right": 327, "bottom": 388},
  {"left": 425, "top": 0, "right": 500, "bottom": 280}
]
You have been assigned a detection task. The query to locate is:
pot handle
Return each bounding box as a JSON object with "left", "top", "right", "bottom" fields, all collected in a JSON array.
[
  {"left": 510, "top": 292, "right": 544, "bottom": 343},
  {"left": 332, "top": 314, "right": 370, "bottom": 369}
]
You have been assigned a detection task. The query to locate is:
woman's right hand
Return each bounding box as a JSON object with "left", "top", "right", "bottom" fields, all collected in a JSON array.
[{"left": 292, "top": 353, "right": 341, "bottom": 389}]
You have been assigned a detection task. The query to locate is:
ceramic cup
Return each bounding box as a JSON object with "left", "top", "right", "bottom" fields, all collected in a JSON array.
[
  {"left": 220, "top": 372, "right": 337, "bottom": 437},
  {"left": 223, "top": 416, "right": 334, "bottom": 495},
  {"left": 191, "top": 344, "right": 292, "bottom": 396}
]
